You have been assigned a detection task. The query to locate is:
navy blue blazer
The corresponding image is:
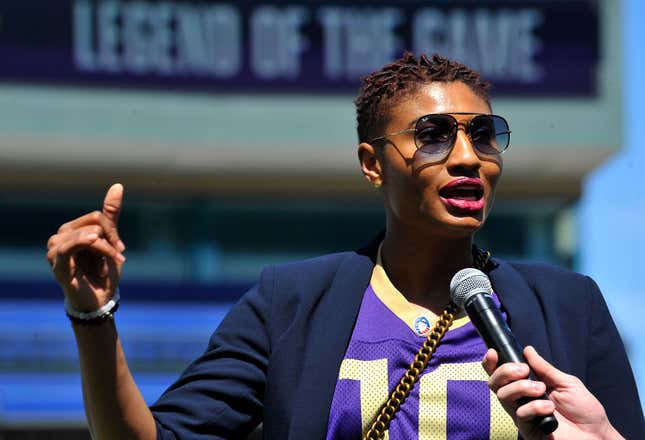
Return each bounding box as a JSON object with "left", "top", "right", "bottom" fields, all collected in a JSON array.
[{"left": 151, "top": 242, "right": 644, "bottom": 439}]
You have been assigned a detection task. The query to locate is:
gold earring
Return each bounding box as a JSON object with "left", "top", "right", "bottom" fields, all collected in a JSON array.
[{"left": 373, "top": 181, "right": 382, "bottom": 189}]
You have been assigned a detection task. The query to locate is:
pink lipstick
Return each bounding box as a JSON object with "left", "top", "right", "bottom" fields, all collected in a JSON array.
[{"left": 439, "top": 177, "right": 485, "bottom": 212}]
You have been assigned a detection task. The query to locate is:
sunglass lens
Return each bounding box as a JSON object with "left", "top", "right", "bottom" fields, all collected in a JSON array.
[
  {"left": 414, "top": 115, "right": 456, "bottom": 155},
  {"left": 471, "top": 115, "right": 510, "bottom": 154}
]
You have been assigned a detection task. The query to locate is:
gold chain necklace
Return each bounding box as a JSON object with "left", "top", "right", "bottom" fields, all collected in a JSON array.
[{"left": 362, "top": 247, "right": 491, "bottom": 440}]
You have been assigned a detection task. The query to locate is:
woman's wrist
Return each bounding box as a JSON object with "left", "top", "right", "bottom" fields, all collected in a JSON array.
[{"left": 65, "top": 288, "right": 120, "bottom": 325}]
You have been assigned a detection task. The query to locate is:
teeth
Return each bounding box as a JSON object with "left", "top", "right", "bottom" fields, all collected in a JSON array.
[
  {"left": 441, "top": 187, "right": 482, "bottom": 200},
  {"left": 453, "top": 195, "right": 477, "bottom": 200}
]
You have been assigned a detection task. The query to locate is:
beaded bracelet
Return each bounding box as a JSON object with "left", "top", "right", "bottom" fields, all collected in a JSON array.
[{"left": 65, "top": 288, "right": 120, "bottom": 325}]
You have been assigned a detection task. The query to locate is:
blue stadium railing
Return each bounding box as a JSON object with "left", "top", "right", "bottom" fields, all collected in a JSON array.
[{"left": 0, "top": 280, "right": 249, "bottom": 427}]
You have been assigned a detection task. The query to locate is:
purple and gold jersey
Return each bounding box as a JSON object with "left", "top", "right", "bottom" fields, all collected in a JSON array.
[{"left": 326, "top": 252, "right": 517, "bottom": 439}]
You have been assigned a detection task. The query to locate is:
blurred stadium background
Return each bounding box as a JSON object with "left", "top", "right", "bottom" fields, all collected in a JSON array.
[{"left": 0, "top": 0, "right": 642, "bottom": 438}]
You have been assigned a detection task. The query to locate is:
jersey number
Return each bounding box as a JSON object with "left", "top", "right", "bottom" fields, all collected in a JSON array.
[{"left": 339, "top": 359, "right": 517, "bottom": 440}]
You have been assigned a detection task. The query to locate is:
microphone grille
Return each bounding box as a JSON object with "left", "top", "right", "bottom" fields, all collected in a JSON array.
[{"left": 450, "top": 268, "right": 492, "bottom": 308}]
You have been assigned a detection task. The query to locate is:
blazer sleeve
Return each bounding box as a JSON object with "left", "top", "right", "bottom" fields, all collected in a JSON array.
[
  {"left": 150, "top": 266, "right": 274, "bottom": 440},
  {"left": 584, "top": 276, "right": 644, "bottom": 439}
]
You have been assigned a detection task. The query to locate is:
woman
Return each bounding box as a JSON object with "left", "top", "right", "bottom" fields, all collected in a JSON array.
[{"left": 47, "top": 53, "right": 643, "bottom": 439}]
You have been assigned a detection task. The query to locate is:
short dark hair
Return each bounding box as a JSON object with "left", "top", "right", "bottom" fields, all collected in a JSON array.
[{"left": 354, "top": 52, "right": 491, "bottom": 144}]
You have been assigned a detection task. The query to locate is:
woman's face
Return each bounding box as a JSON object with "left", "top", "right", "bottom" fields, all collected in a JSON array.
[{"left": 363, "top": 81, "right": 503, "bottom": 238}]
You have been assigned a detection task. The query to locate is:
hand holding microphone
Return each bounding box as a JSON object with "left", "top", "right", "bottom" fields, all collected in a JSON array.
[
  {"left": 450, "top": 268, "right": 558, "bottom": 435},
  {"left": 450, "top": 268, "right": 625, "bottom": 440}
]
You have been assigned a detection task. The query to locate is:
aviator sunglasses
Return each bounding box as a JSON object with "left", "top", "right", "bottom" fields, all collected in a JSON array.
[{"left": 370, "top": 113, "right": 511, "bottom": 160}]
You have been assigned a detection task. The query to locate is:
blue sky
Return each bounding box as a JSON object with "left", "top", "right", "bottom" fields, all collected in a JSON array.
[{"left": 580, "top": 0, "right": 645, "bottom": 411}]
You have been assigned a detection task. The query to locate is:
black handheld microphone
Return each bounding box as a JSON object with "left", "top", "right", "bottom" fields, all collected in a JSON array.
[{"left": 449, "top": 268, "right": 558, "bottom": 435}]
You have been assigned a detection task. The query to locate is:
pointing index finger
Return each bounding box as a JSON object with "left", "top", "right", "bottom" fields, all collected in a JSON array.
[{"left": 103, "top": 183, "right": 124, "bottom": 226}]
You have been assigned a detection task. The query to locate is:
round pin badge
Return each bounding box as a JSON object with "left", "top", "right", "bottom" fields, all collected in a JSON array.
[{"left": 413, "top": 315, "right": 431, "bottom": 336}]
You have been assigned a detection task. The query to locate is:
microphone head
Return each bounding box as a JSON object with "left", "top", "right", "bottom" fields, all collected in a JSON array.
[{"left": 450, "top": 268, "right": 493, "bottom": 308}]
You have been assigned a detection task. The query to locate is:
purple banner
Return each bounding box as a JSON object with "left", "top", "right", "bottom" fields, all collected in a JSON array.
[{"left": 0, "top": 0, "right": 599, "bottom": 96}]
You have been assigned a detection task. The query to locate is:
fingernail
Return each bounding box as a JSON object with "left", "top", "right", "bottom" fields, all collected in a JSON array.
[
  {"left": 117, "top": 240, "right": 126, "bottom": 252},
  {"left": 86, "top": 233, "right": 98, "bottom": 241},
  {"left": 531, "top": 381, "right": 544, "bottom": 390},
  {"left": 116, "top": 253, "right": 126, "bottom": 263}
]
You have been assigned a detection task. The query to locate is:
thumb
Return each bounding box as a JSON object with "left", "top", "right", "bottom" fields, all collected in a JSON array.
[
  {"left": 524, "top": 345, "right": 567, "bottom": 387},
  {"left": 103, "top": 183, "right": 124, "bottom": 225}
]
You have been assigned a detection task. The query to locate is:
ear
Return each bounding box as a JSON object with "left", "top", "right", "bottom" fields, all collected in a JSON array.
[{"left": 358, "top": 142, "right": 384, "bottom": 187}]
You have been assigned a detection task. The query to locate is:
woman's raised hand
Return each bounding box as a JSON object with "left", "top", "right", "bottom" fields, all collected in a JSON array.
[
  {"left": 483, "top": 346, "right": 623, "bottom": 440},
  {"left": 47, "top": 183, "right": 127, "bottom": 312}
]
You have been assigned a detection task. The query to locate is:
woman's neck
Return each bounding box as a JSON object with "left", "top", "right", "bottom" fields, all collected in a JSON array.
[{"left": 380, "top": 225, "right": 474, "bottom": 314}]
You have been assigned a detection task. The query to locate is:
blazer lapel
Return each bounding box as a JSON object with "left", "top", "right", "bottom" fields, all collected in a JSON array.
[
  {"left": 288, "top": 251, "right": 376, "bottom": 439},
  {"left": 488, "top": 259, "right": 554, "bottom": 364}
]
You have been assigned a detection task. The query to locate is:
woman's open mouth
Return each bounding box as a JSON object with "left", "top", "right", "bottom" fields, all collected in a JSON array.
[{"left": 439, "top": 178, "right": 485, "bottom": 212}]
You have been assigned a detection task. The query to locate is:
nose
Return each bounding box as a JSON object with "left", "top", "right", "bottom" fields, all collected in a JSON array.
[{"left": 445, "top": 129, "right": 480, "bottom": 173}]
